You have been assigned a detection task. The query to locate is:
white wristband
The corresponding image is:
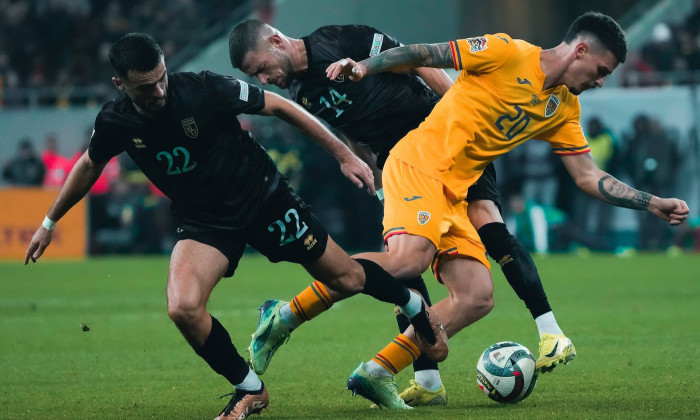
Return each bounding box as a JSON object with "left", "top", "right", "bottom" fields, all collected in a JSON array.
[{"left": 42, "top": 215, "right": 56, "bottom": 231}]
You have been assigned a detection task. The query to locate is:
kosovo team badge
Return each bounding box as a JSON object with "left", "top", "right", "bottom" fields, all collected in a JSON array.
[
  {"left": 544, "top": 94, "right": 560, "bottom": 117},
  {"left": 181, "top": 117, "right": 198, "bottom": 139},
  {"left": 417, "top": 211, "right": 431, "bottom": 225}
]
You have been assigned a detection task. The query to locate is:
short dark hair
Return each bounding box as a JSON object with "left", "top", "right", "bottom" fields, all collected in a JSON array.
[
  {"left": 109, "top": 33, "right": 164, "bottom": 78},
  {"left": 229, "top": 19, "right": 269, "bottom": 68},
  {"left": 563, "top": 11, "right": 627, "bottom": 64}
]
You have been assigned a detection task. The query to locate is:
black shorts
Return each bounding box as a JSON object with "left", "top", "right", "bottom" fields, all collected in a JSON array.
[
  {"left": 174, "top": 178, "right": 328, "bottom": 277},
  {"left": 465, "top": 162, "right": 502, "bottom": 212}
]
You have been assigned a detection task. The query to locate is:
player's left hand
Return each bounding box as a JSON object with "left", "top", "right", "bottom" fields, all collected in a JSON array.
[
  {"left": 339, "top": 154, "right": 375, "bottom": 195},
  {"left": 326, "top": 58, "right": 366, "bottom": 82},
  {"left": 651, "top": 197, "right": 689, "bottom": 225}
]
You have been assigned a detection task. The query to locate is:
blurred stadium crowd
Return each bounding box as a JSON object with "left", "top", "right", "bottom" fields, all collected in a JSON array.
[
  {"left": 0, "top": 0, "right": 239, "bottom": 106},
  {"left": 619, "top": 11, "right": 700, "bottom": 86},
  {"left": 1, "top": 1, "right": 699, "bottom": 255}
]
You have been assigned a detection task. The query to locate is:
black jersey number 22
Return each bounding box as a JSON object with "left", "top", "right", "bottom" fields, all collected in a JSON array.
[
  {"left": 267, "top": 208, "right": 309, "bottom": 246},
  {"left": 156, "top": 146, "right": 198, "bottom": 175}
]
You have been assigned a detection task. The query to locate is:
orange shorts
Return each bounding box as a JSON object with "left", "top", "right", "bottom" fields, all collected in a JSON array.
[{"left": 381, "top": 156, "right": 490, "bottom": 278}]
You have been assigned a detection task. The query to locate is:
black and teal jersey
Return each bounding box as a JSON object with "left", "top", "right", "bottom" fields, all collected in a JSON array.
[
  {"left": 288, "top": 25, "right": 439, "bottom": 168},
  {"left": 88, "top": 71, "right": 279, "bottom": 229}
]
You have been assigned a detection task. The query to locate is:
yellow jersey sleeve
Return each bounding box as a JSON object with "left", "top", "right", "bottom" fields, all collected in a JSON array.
[
  {"left": 449, "top": 33, "right": 514, "bottom": 72},
  {"left": 539, "top": 98, "right": 591, "bottom": 155}
]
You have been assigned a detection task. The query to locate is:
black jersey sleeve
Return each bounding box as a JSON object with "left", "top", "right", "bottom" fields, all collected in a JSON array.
[
  {"left": 337, "top": 25, "right": 402, "bottom": 61},
  {"left": 88, "top": 112, "right": 125, "bottom": 164},
  {"left": 204, "top": 71, "right": 265, "bottom": 116}
]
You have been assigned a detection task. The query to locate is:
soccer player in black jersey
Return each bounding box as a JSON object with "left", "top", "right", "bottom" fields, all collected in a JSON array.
[
  {"left": 23, "top": 33, "right": 448, "bottom": 419},
  {"left": 229, "top": 20, "right": 576, "bottom": 408}
]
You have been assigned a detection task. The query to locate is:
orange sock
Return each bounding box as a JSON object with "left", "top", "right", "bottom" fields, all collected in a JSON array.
[
  {"left": 290, "top": 280, "right": 333, "bottom": 322},
  {"left": 371, "top": 334, "right": 422, "bottom": 375}
]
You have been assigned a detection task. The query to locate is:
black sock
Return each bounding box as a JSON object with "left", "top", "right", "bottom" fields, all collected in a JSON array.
[
  {"left": 478, "top": 222, "right": 552, "bottom": 319},
  {"left": 195, "top": 315, "right": 249, "bottom": 386},
  {"left": 355, "top": 258, "right": 411, "bottom": 306},
  {"left": 398, "top": 276, "right": 439, "bottom": 372}
]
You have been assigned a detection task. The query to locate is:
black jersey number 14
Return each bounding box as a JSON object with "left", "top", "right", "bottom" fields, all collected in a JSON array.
[{"left": 319, "top": 88, "right": 352, "bottom": 118}]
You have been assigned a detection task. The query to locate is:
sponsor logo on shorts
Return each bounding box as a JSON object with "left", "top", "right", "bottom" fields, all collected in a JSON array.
[
  {"left": 545, "top": 94, "right": 560, "bottom": 117},
  {"left": 304, "top": 234, "right": 317, "bottom": 250},
  {"left": 417, "top": 211, "right": 431, "bottom": 225},
  {"left": 176, "top": 227, "right": 183, "bottom": 233},
  {"left": 132, "top": 137, "right": 146, "bottom": 149},
  {"left": 181, "top": 117, "right": 198, "bottom": 139}
]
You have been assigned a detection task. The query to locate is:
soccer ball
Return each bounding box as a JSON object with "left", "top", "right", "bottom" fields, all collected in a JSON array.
[{"left": 476, "top": 341, "right": 538, "bottom": 403}]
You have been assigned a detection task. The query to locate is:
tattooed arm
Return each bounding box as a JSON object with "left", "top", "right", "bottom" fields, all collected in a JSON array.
[
  {"left": 326, "top": 43, "right": 454, "bottom": 82},
  {"left": 560, "top": 153, "right": 689, "bottom": 225}
]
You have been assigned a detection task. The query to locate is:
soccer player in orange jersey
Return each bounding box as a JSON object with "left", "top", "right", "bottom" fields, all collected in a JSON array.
[{"left": 325, "top": 11, "right": 689, "bottom": 407}]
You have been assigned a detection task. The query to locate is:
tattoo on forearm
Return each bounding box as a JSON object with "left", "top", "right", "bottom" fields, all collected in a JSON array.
[
  {"left": 598, "top": 175, "right": 652, "bottom": 209},
  {"left": 362, "top": 43, "right": 453, "bottom": 74},
  {"left": 419, "top": 43, "right": 453, "bottom": 67}
]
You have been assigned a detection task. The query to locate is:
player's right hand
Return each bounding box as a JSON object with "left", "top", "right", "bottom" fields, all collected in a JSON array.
[
  {"left": 326, "top": 58, "right": 366, "bottom": 82},
  {"left": 651, "top": 197, "right": 689, "bottom": 226},
  {"left": 24, "top": 227, "right": 53, "bottom": 264}
]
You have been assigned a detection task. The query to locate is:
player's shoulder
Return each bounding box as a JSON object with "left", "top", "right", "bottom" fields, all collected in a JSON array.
[
  {"left": 96, "top": 93, "right": 139, "bottom": 126},
  {"left": 307, "top": 25, "right": 342, "bottom": 43},
  {"left": 171, "top": 70, "right": 229, "bottom": 89}
]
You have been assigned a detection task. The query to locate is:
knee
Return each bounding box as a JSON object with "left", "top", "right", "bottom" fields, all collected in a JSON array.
[
  {"left": 453, "top": 287, "right": 494, "bottom": 323},
  {"left": 326, "top": 260, "right": 365, "bottom": 295},
  {"left": 167, "top": 293, "right": 204, "bottom": 327},
  {"left": 467, "top": 200, "right": 502, "bottom": 230},
  {"left": 472, "top": 292, "right": 495, "bottom": 319}
]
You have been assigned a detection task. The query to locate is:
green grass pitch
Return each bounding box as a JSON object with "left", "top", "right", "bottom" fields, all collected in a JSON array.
[{"left": 1, "top": 253, "right": 699, "bottom": 419}]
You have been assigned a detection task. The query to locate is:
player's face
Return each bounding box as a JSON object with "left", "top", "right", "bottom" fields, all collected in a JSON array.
[
  {"left": 117, "top": 60, "right": 169, "bottom": 116},
  {"left": 564, "top": 46, "right": 618, "bottom": 95},
  {"left": 241, "top": 47, "right": 294, "bottom": 89}
]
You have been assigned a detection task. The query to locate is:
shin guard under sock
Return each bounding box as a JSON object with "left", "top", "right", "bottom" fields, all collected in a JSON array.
[
  {"left": 195, "top": 315, "right": 249, "bottom": 385},
  {"left": 478, "top": 222, "right": 552, "bottom": 318}
]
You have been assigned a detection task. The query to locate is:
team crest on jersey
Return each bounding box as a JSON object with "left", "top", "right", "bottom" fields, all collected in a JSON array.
[
  {"left": 333, "top": 74, "right": 345, "bottom": 83},
  {"left": 369, "top": 33, "right": 384, "bottom": 56},
  {"left": 466, "top": 36, "right": 488, "bottom": 53},
  {"left": 181, "top": 117, "right": 199, "bottom": 139},
  {"left": 417, "top": 211, "right": 431, "bottom": 225},
  {"left": 132, "top": 137, "right": 146, "bottom": 149},
  {"left": 544, "top": 94, "right": 560, "bottom": 117}
]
